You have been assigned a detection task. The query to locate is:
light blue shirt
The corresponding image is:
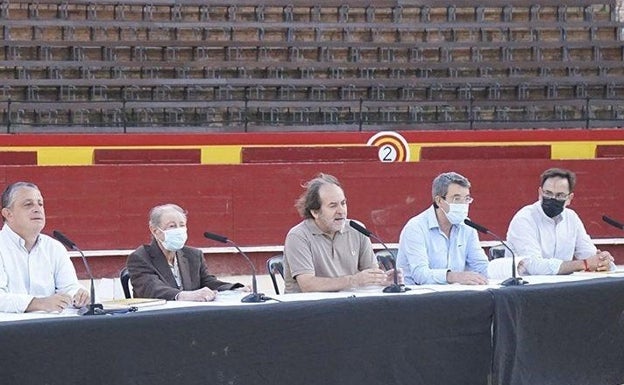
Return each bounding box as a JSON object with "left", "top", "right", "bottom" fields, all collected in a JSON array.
[{"left": 396, "top": 205, "right": 489, "bottom": 284}]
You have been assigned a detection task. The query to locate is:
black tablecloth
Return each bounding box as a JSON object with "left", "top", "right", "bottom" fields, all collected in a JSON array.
[
  {"left": 492, "top": 278, "right": 624, "bottom": 385},
  {"left": 0, "top": 291, "right": 493, "bottom": 385}
]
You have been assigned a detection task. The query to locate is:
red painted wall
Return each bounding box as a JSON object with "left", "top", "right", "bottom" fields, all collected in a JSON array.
[{"left": 2, "top": 159, "right": 623, "bottom": 276}]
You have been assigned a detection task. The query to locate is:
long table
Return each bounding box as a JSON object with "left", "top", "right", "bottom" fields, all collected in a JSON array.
[
  {"left": 1, "top": 276, "right": 624, "bottom": 385},
  {"left": 0, "top": 290, "right": 493, "bottom": 385},
  {"left": 492, "top": 277, "right": 624, "bottom": 385}
]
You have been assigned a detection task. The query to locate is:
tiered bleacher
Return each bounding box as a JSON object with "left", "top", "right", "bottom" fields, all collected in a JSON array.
[{"left": 1, "top": 0, "right": 623, "bottom": 132}]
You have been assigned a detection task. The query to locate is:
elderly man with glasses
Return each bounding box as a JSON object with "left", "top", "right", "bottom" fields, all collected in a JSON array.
[
  {"left": 506, "top": 167, "right": 615, "bottom": 275},
  {"left": 396, "top": 172, "right": 489, "bottom": 285}
]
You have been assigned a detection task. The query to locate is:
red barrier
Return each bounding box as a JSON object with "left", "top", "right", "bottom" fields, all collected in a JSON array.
[
  {"left": 93, "top": 149, "right": 201, "bottom": 164},
  {"left": 420, "top": 145, "right": 551, "bottom": 160},
  {"left": 595, "top": 145, "right": 624, "bottom": 158},
  {"left": 241, "top": 146, "right": 378, "bottom": 163},
  {"left": 1, "top": 159, "right": 622, "bottom": 276},
  {"left": 0, "top": 151, "right": 37, "bottom": 165}
]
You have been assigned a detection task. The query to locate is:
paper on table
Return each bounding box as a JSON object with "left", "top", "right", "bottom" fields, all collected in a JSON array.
[{"left": 102, "top": 298, "right": 166, "bottom": 309}]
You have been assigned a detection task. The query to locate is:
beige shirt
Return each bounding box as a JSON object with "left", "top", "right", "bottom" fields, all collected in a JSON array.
[{"left": 283, "top": 218, "right": 376, "bottom": 293}]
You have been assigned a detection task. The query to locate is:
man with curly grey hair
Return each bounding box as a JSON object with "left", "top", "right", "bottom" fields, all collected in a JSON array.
[{"left": 283, "top": 173, "right": 397, "bottom": 293}]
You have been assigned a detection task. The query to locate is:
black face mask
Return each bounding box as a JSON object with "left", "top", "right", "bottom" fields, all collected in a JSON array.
[{"left": 541, "top": 197, "right": 565, "bottom": 218}]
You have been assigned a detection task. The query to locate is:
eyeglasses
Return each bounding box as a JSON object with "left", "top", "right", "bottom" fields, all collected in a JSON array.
[
  {"left": 443, "top": 195, "right": 474, "bottom": 204},
  {"left": 542, "top": 190, "right": 570, "bottom": 201}
]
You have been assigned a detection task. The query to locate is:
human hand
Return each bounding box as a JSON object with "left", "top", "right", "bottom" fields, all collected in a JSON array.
[
  {"left": 586, "top": 250, "right": 614, "bottom": 272},
  {"left": 384, "top": 268, "right": 404, "bottom": 285},
  {"left": 446, "top": 271, "right": 488, "bottom": 285},
  {"left": 177, "top": 287, "right": 217, "bottom": 302},
  {"left": 26, "top": 293, "right": 72, "bottom": 313},
  {"left": 352, "top": 268, "right": 388, "bottom": 287},
  {"left": 517, "top": 259, "right": 528, "bottom": 275},
  {"left": 235, "top": 285, "right": 252, "bottom": 292},
  {"left": 72, "top": 288, "right": 90, "bottom": 308}
]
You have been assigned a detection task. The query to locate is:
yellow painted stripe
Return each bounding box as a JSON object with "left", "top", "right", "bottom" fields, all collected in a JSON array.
[
  {"left": 201, "top": 145, "right": 243, "bottom": 164},
  {"left": 2, "top": 140, "right": 624, "bottom": 165},
  {"left": 551, "top": 142, "right": 597, "bottom": 159}
]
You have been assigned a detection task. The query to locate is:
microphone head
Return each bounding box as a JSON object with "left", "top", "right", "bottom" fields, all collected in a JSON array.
[
  {"left": 349, "top": 220, "right": 371, "bottom": 237},
  {"left": 463, "top": 219, "right": 489, "bottom": 234},
  {"left": 602, "top": 215, "right": 624, "bottom": 230},
  {"left": 203, "top": 231, "right": 229, "bottom": 244},
  {"left": 52, "top": 230, "right": 76, "bottom": 249}
]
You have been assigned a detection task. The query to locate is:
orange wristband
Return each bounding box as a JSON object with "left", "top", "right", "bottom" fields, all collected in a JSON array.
[{"left": 583, "top": 259, "right": 590, "bottom": 272}]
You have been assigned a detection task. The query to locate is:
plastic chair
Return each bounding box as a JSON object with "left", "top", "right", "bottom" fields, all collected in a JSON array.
[
  {"left": 375, "top": 248, "right": 398, "bottom": 271},
  {"left": 120, "top": 267, "right": 132, "bottom": 299},
  {"left": 266, "top": 254, "right": 284, "bottom": 295}
]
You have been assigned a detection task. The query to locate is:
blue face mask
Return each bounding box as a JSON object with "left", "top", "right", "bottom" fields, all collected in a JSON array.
[{"left": 159, "top": 227, "right": 188, "bottom": 251}]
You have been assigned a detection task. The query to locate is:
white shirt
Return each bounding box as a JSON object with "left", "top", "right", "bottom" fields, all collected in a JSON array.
[
  {"left": 0, "top": 224, "right": 84, "bottom": 313},
  {"left": 506, "top": 201, "right": 600, "bottom": 275}
]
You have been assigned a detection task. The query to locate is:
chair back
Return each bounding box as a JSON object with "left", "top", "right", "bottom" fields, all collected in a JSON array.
[
  {"left": 266, "top": 254, "right": 284, "bottom": 295},
  {"left": 488, "top": 244, "right": 506, "bottom": 260},
  {"left": 375, "top": 248, "right": 398, "bottom": 271},
  {"left": 120, "top": 267, "right": 132, "bottom": 299}
]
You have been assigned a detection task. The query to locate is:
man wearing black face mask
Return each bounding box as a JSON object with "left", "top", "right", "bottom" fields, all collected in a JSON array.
[{"left": 506, "top": 168, "right": 615, "bottom": 275}]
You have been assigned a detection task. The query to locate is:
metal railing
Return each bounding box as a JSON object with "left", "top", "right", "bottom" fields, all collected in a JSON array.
[{"left": 1, "top": 97, "right": 623, "bottom": 133}]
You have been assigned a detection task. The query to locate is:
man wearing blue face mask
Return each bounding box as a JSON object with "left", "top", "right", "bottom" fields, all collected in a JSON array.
[
  {"left": 506, "top": 168, "right": 615, "bottom": 275},
  {"left": 126, "top": 204, "right": 244, "bottom": 301},
  {"left": 396, "top": 172, "right": 489, "bottom": 285}
]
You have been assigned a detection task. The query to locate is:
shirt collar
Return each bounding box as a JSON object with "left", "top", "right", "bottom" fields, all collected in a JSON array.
[
  {"left": 2, "top": 223, "right": 40, "bottom": 251},
  {"left": 424, "top": 205, "right": 442, "bottom": 230}
]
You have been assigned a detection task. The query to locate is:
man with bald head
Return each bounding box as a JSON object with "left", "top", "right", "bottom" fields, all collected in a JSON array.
[
  {"left": 283, "top": 173, "right": 397, "bottom": 293},
  {"left": 0, "top": 181, "right": 89, "bottom": 313}
]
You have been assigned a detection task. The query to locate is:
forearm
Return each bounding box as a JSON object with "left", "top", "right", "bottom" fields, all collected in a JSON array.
[
  {"left": 557, "top": 260, "right": 586, "bottom": 275},
  {"left": 296, "top": 274, "right": 355, "bottom": 292},
  {"left": 0, "top": 292, "right": 34, "bottom": 313}
]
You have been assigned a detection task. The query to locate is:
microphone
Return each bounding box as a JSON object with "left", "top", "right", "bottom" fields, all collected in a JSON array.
[
  {"left": 463, "top": 219, "right": 527, "bottom": 287},
  {"left": 603, "top": 215, "right": 624, "bottom": 230},
  {"left": 349, "top": 220, "right": 410, "bottom": 293},
  {"left": 52, "top": 230, "right": 104, "bottom": 315},
  {"left": 204, "top": 231, "right": 272, "bottom": 303}
]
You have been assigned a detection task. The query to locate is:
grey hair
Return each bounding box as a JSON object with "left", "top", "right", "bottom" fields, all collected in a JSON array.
[
  {"left": 148, "top": 204, "right": 187, "bottom": 228},
  {"left": 431, "top": 172, "right": 471, "bottom": 200},
  {"left": 1, "top": 182, "right": 40, "bottom": 221},
  {"left": 295, "top": 173, "right": 342, "bottom": 219},
  {"left": 2, "top": 182, "right": 40, "bottom": 209}
]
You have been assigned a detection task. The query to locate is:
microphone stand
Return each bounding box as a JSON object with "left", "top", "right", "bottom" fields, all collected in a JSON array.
[
  {"left": 227, "top": 240, "right": 268, "bottom": 303},
  {"left": 462, "top": 220, "right": 527, "bottom": 287},
  {"left": 349, "top": 220, "right": 410, "bottom": 293},
  {"left": 204, "top": 232, "right": 273, "bottom": 303},
  {"left": 53, "top": 230, "right": 104, "bottom": 315},
  {"left": 75, "top": 243, "right": 106, "bottom": 315}
]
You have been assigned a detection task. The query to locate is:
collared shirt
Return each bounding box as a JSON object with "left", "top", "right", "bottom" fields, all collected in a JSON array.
[
  {"left": 396, "top": 205, "right": 489, "bottom": 285},
  {"left": 283, "top": 218, "right": 375, "bottom": 293},
  {"left": 0, "top": 224, "right": 83, "bottom": 313},
  {"left": 506, "top": 201, "right": 599, "bottom": 275},
  {"left": 168, "top": 255, "right": 182, "bottom": 289}
]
